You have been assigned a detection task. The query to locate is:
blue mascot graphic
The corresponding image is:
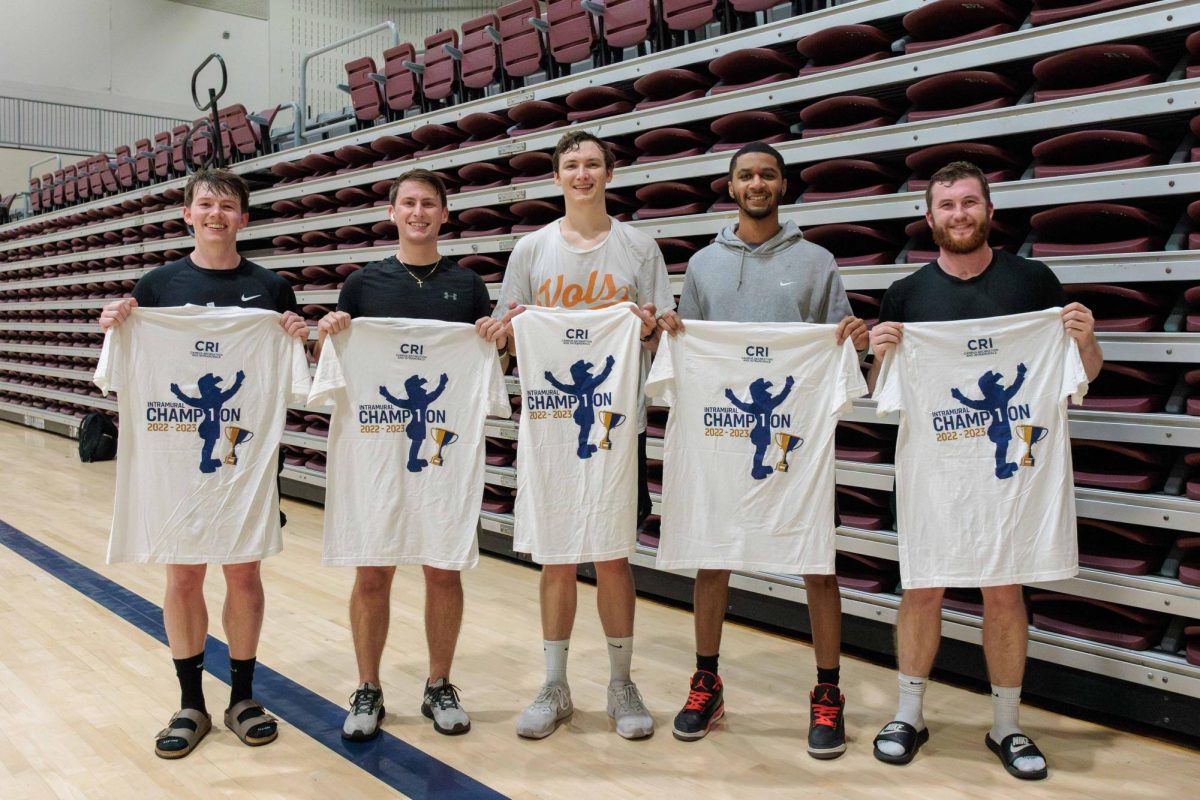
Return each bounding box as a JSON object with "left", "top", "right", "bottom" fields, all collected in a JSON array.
[
  {"left": 725, "top": 376, "right": 795, "bottom": 480},
  {"left": 380, "top": 373, "right": 448, "bottom": 472},
  {"left": 544, "top": 355, "right": 615, "bottom": 459},
  {"left": 170, "top": 370, "right": 245, "bottom": 474},
  {"left": 950, "top": 363, "right": 1027, "bottom": 479}
]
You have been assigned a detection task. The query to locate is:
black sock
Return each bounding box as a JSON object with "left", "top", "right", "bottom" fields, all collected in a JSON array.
[
  {"left": 173, "top": 652, "right": 206, "bottom": 713},
  {"left": 817, "top": 666, "right": 840, "bottom": 687},
  {"left": 696, "top": 653, "right": 719, "bottom": 675},
  {"left": 229, "top": 657, "right": 257, "bottom": 707}
]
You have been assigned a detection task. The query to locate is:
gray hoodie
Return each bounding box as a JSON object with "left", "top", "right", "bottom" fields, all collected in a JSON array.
[{"left": 677, "top": 220, "right": 852, "bottom": 324}]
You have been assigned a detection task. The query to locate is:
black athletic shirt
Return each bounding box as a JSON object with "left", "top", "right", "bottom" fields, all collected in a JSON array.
[
  {"left": 336, "top": 256, "right": 491, "bottom": 322},
  {"left": 878, "top": 250, "right": 1065, "bottom": 324},
  {"left": 132, "top": 255, "right": 298, "bottom": 313}
]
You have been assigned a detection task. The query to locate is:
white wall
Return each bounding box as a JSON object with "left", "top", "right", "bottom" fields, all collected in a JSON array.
[
  {"left": 0, "top": 0, "right": 270, "bottom": 120},
  {"left": 0, "top": 147, "right": 77, "bottom": 210}
]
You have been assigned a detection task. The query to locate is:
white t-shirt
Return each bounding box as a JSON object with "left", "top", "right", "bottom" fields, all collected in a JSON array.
[
  {"left": 308, "top": 318, "right": 509, "bottom": 568},
  {"left": 510, "top": 304, "right": 642, "bottom": 564},
  {"left": 646, "top": 321, "right": 866, "bottom": 572},
  {"left": 873, "top": 308, "right": 1088, "bottom": 588},
  {"left": 94, "top": 307, "right": 311, "bottom": 564},
  {"left": 494, "top": 217, "right": 676, "bottom": 430}
]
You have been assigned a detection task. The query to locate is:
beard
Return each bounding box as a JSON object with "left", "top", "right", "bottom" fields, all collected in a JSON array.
[
  {"left": 735, "top": 189, "right": 781, "bottom": 220},
  {"left": 931, "top": 216, "right": 991, "bottom": 254}
]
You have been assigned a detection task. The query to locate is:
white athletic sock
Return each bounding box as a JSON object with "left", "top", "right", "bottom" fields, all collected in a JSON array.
[
  {"left": 607, "top": 636, "right": 633, "bottom": 684},
  {"left": 877, "top": 673, "right": 927, "bottom": 757},
  {"left": 990, "top": 684, "right": 1046, "bottom": 773},
  {"left": 544, "top": 639, "right": 570, "bottom": 685}
]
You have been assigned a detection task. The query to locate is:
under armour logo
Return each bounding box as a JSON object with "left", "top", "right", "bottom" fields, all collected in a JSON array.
[{"left": 443, "top": 292, "right": 458, "bottom": 300}]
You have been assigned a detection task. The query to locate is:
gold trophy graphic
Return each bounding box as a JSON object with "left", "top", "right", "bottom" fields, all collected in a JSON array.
[
  {"left": 598, "top": 410, "right": 626, "bottom": 450},
  {"left": 430, "top": 427, "right": 459, "bottom": 466},
  {"left": 223, "top": 426, "right": 254, "bottom": 466},
  {"left": 773, "top": 432, "right": 804, "bottom": 472},
  {"left": 1015, "top": 424, "right": 1048, "bottom": 467}
]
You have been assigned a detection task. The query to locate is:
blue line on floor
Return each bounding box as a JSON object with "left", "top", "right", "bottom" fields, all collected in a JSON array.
[{"left": 0, "top": 519, "right": 508, "bottom": 800}]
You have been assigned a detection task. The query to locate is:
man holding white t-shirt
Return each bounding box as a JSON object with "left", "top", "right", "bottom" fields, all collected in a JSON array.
[
  {"left": 494, "top": 130, "right": 672, "bottom": 740},
  {"left": 867, "top": 161, "right": 1102, "bottom": 779}
]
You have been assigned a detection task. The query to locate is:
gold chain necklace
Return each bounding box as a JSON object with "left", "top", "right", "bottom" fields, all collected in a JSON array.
[{"left": 398, "top": 257, "right": 440, "bottom": 288}]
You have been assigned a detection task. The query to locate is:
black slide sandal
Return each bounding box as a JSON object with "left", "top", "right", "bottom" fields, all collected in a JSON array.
[
  {"left": 986, "top": 732, "right": 1048, "bottom": 780},
  {"left": 873, "top": 720, "right": 929, "bottom": 765}
]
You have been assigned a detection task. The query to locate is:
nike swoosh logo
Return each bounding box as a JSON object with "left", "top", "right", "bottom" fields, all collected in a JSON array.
[
  {"left": 241, "top": 293, "right": 262, "bottom": 301},
  {"left": 779, "top": 281, "right": 797, "bottom": 287},
  {"left": 608, "top": 643, "right": 624, "bottom": 648}
]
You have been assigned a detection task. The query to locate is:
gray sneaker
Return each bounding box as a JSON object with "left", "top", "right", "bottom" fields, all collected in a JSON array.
[
  {"left": 607, "top": 680, "right": 654, "bottom": 739},
  {"left": 421, "top": 678, "right": 471, "bottom": 735},
  {"left": 516, "top": 682, "right": 573, "bottom": 739},
  {"left": 343, "top": 682, "right": 384, "bottom": 741}
]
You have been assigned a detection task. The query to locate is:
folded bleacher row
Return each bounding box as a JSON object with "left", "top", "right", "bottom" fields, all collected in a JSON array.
[{"left": 2, "top": 0, "right": 1200, "bottom": 732}]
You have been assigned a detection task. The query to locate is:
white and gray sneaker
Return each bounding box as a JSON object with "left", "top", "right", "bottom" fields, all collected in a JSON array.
[
  {"left": 515, "top": 682, "right": 573, "bottom": 739},
  {"left": 343, "top": 682, "right": 385, "bottom": 741},
  {"left": 422, "top": 678, "right": 471, "bottom": 735},
  {"left": 607, "top": 680, "right": 654, "bottom": 740}
]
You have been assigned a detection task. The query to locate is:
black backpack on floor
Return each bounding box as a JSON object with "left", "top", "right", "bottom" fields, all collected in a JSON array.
[{"left": 78, "top": 412, "right": 118, "bottom": 462}]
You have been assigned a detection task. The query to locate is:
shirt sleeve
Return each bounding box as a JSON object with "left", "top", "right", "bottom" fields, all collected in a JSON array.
[
  {"left": 336, "top": 272, "right": 362, "bottom": 318},
  {"left": 485, "top": 349, "right": 511, "bottom": 418},
  {"left": 93, "top": 327, "right": 124, "bottom": 395},
  {"left": 820, "top": 254, "right": 854, "bottom": 325},
  {"left": 288, "top": 334, "right": 313, "bottom": 405},
  {"left": 1040, "top": 263, "right": 1067, "bottom": 309},
  {"left": 1061, "top": 329, "right": 1089, "bottom": 405},
  {"left": 644, "top": 329, "right": 678, "bottom": 407},
  {"left": 276, "top": 281, "right": 300, "bottom": 315},
  {"left": 493, "top": 241, "right": 534, "bottom": 319},
  {"left": 831, "top": 334, "right": 868, "bottom": 416},
  {"left": 872, "top": 343, "right": 903, "bottom": 416},
  {"left": 131, "top": 275, "right": 156, "bottom": 307},
  {"left": 877, "top": 282, "right": 903, "bottom": 324},
  {"left": 472, "top": 273, "right": 494, "bottom": 321},
  {"left": 640, "top": 240, "right": 676, "bottom": 314},
  {"left": 676, "top": 267, "right": 701, "bottom": 320},
  {"left": 307, "top": 330, "right": 346, "bottom": 408}
]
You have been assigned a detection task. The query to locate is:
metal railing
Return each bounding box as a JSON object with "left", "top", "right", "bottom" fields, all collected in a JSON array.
[
  {"left": 0, "top": 96, "right": 188, "bottom": 158},
  {"left": 298, "top": 21, "right": 399, "bottom": 135}
]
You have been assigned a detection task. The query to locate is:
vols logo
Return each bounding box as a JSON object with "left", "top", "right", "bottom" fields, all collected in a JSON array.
[
  {"left": 543, "top": 355, "right": 618, "bottom": 459},
  {"left": 947, "top": 363, "right": 1030, "bottom": 479},
  {"left": 168, "top": 370, "right": 247, "bottom": 473},
  {"left": 379, "top": 373, "right": 449, "bottom": 472},
  {"left": 725, "top": 377, "right": 802, "bottom": 480}
]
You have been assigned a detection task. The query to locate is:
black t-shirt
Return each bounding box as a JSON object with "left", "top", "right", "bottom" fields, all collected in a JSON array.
[
  {"left": 336, "top": 256, "right": 492, "bottom": 322},
  {"left": 132, "top": 255, "right": 298, "bottom": 313},
  {"left": 878, "top": 250, "right": 1066, "bottom": 324}
]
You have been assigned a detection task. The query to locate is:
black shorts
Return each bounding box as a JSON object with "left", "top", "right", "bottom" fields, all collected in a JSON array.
[{"left": 636, "top": 432, "right": 651, "bottom": 524}]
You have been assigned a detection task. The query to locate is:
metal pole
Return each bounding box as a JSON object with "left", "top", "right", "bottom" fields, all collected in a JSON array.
[
  {"left": 26, "top": 153, "right": 61, "bottom": 215},
  {"left": 297, "top": 21, "right": 398, "bottom": 136}
]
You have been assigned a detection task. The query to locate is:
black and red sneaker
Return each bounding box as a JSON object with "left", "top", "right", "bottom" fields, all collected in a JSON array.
[
  {"left": 672, "top": 670, "right": 724, "bottom": 741},
  {"left": 808, "top": 683, "right": 846, "bottom": 759}
]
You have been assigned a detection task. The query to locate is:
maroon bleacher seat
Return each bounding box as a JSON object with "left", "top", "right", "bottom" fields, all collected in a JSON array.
[
  {"left": 797, "top": 24, "right": 892, "bottom": 76},
  {"left": 497, "top": 1, "right": 549, "bottom": 83},
  {"left": 382, "top": 44, "right": 422, "bottom": 117},
  {"left": 511, "top": 199, "right": 564, "bottom": 232},
  {"left": 633, "top": 68, "right": 713, "bottom": 109},
  {"left": 1063, "top": 284, "right": 1171, "bottom": 333},
  {"left": 799, "top": 159, "right": 902, "bottom": 202},
  {"left": 27, "top": 177, "right": 41, "bottom": 214},
  {"left": 902, "top": 0, "right": 1021, "bottom": 54},
  {"left": 708, "top": 48, "right": 797, "bottom": 94},
  {"left": 637, "top": 514, "right": 661, "bottom": 548},
  {"left": 799, "top": 95, "right": 898, "bottom": 138},
  {"left": 835, "top": 421, "right": 893, "bottom": 463},
  {"left": 906, "top": 70, "right": 1022, "bottom": 122},
  {"left": 510, "top": 150, "right": 554, "bottom": 182},
  {"left": 1077, "top": 518, "right": 1174, "bottom": 575},
  {"left": 509, "top": 99, "right": 569, "bottom": 135},
  {"left": 1185, "top": 624, "right": 1200, "bottom": 665},
  {"left": 548, "top": 0, "right": 599, "bottom": 69},
  {"left": 634, "top": 181, "right": 713, "bottom": 219},
  {"left": 1033, "top": 43, "right": 1166, "bottom": 102},
  {"left": 482, "top": 483, "right": 515, "bottom": 513},
  {"left": 835, "top": 552, "right": 899, "bottom": 593},
  {"left": 633, "top": 127, "right": 713, "bottom": 163},
  {"left": 344, "top": 56, "right": 384, "bottom": 125},
  {"left": 370, "top": 134, "right": 420, "bottom": 161},
  {"left": 906, "top": 142, "right": 1023, "bottom": 190},
  {"left": 709, "top": 110, "right": 790, "bottom": 151},
  {"left": 1030, "top": 203, "right": 1169, "bottom": 257},
  {"left": 461, "top": 13, "right": 502, "bottom": 93},
  {"left": 662, "top": 0, "right": 721, "bottom": 36},
  {"left": 1180, "top": 539, "right": 1200, "bottom": 587},
  {"left": 835, "top": 486, "right": 891, "bottom": 531},
  {"left": 601, "top": 0, "right": 657, "bottom": 53},
  {"left": 656, "top": 238, "right": 699, "bottom": 275},
  {"left": 803, "top": 224, "right": 900, "bottom": 267},
  {"left": 1075, "top": 362, "right": 1171, "bottom": 413},
  {"left": 421, "top": 31, "right": 458, "bottom": 104},
  {"left": 1071, "top": 439, "right": 1169, "bottom": 492},
  {"left": 1188, "top": 30, "right": 1200, "bottom": 79},
  {"left": 1029, "top": 593, "right": 1168, "bottom": 650},
  {"left": 1032, "top": 129, "right": 1166, "bottom": 178},
  {"left": 565, "top": 85, "right": 635, "bottom": 122},
  {"left": 459, "top": 111, "right": 511, "bottom": 145},
  {"left": 1187, "top": 452, "right": 1200, "bottom": 498},
  {"left": 1030, "top": 0, "right": 1152, "bottom": 27},
  {"left": 248, "top": 105, "right": 282, "bottom": 154},
  {"left": 461, "top": 255, "right": 508, "bottom": 282},
  {"left": 1189, "top": 198, "right": 1200, "bottom": 251},
  {"left": 458, "top": 161, "right": 516, "bottom": 191},
  {"left": 942, "top": 588, "right": 985, "bottom": 616},
  {"left": 413, "top": 123, "right": 468, "bottom": 156},
  {"left": 458, "top": 206, "right": 517, "bottom": 237}
]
